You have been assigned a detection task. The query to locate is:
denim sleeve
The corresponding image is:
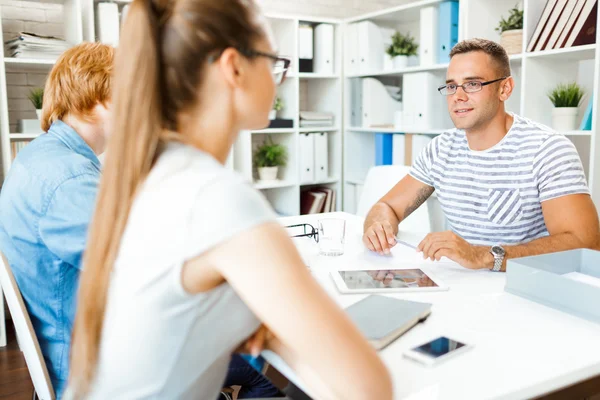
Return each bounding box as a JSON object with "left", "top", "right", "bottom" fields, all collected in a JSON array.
[{"left": 38, "top": 173, "right": 99, "bottom": 270}]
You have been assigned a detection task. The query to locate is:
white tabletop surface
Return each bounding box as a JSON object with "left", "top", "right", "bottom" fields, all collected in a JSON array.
[{"left": 264, "top": 212, "right": 600, "bottom": 400}]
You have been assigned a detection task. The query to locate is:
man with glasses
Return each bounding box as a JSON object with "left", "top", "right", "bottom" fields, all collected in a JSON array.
[{"left": 363, "top": 38, "right": 599, "bottom": 272}]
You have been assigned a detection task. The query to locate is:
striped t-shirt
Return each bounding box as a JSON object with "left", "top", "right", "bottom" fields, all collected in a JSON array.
[{"left": 409, "top": 113, "right": 590, "bottom": 246}]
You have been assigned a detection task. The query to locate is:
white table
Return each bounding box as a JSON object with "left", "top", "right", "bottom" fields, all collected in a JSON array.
[{"left": 265, "top": 212, "right": 600, "bottom": 400}]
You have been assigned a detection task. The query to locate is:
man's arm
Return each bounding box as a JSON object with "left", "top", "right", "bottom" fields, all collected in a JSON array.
[
  {"left": 363, "top": 175, "right": 434, "bottom": 255},
  {"left": 38, "top": 174, "right": 99, "bottom": 269},
  {"left": 419, "top": 194, "right": 600, "bottom": 271}
]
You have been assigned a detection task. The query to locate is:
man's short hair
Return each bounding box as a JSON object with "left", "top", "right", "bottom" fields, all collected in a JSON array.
[
  {"left": 449, "top": 38, "right": 511, "bottom": 78},
  {"left": 42, "top": 42, "right": 115, "bottom": 132}
]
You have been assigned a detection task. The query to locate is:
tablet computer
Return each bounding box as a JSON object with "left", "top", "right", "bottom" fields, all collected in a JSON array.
[{"left": 330, "top": 268, "right": 449, "bottom": 294}]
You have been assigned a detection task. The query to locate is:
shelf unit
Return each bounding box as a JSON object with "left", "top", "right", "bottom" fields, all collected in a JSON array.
[
  {"left": 342, "top": 0, "right": 600, "bottom": 216},
  {"left": 232, "top": 15, "right": 343, "bottom": 216}
]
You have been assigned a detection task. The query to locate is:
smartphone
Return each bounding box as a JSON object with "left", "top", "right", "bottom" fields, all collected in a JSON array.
[{"left": 403, "top": 336, "right": 472, "bottom": 366}]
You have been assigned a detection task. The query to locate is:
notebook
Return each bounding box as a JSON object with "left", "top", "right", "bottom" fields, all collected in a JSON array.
[{"left": 345, "top": 295, "right": 432, "bottom": 350}]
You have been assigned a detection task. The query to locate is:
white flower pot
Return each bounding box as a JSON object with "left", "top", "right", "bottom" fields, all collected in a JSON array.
[
  {"left": 258, "top": 166, "right": 278, "bottom": 181},
  {"left": 268, "top": 110, "right": 277, "bottom": 120},
  {"left": 552, "top": 107, "right": 579, "bottom": 132},
  {"left": 36, "top": 109, "right": 42, "bottom": 120},
  {"left": 393, "top": 55, "right": 409, "bottom": 69}
]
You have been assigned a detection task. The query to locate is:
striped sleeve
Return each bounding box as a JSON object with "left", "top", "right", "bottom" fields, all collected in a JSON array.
[
  {"left": 533, "top": 135, "right": 590, "bottom": 202},
  {"left": 409, "top": 136, "right": 438, "bottom": 187}
]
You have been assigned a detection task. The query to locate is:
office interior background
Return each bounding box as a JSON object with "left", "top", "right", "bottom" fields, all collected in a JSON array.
[{"left": 1, "top": 0, "right": 600, "bottom": 398}]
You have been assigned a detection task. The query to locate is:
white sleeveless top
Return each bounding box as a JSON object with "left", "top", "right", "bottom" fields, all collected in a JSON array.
[{"left": 81, "top": 142, "right": 275, "bottom": 399}]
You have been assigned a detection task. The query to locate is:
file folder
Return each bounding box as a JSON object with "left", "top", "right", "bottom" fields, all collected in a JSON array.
[
  {"left": 299, "top": 23, "right": 314, "bottom": 73},
  {"left": 299, "top": 133, "right": 315, "bottom": 183},
  {"left": 314, "top": 24, "right": 334, "bottom": 75},
  {"left": 314, "top": 132, "right": 329, "bottom": 181},
  {"left": 392, "top": 134, "right": 406, "bottom": 166},
  {"left": 96, "top": 2, "right": 120, "bottom": 46},
  {"left": 402, "top": 72, "right": 441, "bottom": 130},
  {"left": 350, "top": 78, "right": 363, "bottom": 126},
  {"left": 438, "top": 1, "right": 459, "bottom": 64},
  {"left": 580, "top": 96, "right": 593, "bottom": 130},
  {"left": 375, "top": 133, "right": 393, "bottom": 166},
  {"left": 345, "top": 23, "right": 360, "bottom": 75},
  {"left": 420, "top": 6, "right": 439, "bottom": 66},
  {"left": 358, "top": 21, "right": 384, "bottom": 74},
  {"left": 362, "top": 78, "right": 402, "bottom": 128}
]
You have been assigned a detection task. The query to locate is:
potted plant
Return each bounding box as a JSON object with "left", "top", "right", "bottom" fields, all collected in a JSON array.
[
  {"left": 386, "top": 31, "right": 418, "bottom": 69},
  {"left": 548, "top": 82, "right": 585, "bottom": 131},
  {"left": 496, "top": 4, "right": 524, "bottom": 54},
  {"left": 269, "top": 96, "right": 284, "bottom": 120},
  {"left": 28, "top": 88, "right": 44, "bottom": 119},
  {"left": 253, "top": 137, "right": 287, "bottom": 181}
]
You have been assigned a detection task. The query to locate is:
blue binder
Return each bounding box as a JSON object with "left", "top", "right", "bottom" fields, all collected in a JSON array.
[
  {"left": 579, "top": 96, "right": 593, "bottom": 131},
  {"left": 438, "top": 0, "right": 459, "bottom": 64},
  {"left": 375, "top": 133, "right": 393, "bottom": 165}
]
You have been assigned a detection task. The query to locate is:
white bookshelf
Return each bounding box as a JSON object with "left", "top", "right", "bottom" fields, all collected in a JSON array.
[
  {"left": 232, "top": 15, "right": 343, "bottom": 216},
  {"left": 342, "top": 0, "right": 600, "bottom": 216}
]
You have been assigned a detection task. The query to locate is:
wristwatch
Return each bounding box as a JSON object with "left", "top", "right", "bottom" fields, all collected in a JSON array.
[{"left": 489, "top": 245, "right": 505, "bottom": 272}]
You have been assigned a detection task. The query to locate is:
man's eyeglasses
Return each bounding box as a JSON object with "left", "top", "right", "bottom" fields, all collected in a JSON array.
[
  {"left": 237, "top": 48, "right": 291, "bottom": 85},
  {"left": 437, "top": 76, "right": 510, "bottom": 96},
  {"left": 285, "top": 223, "right": 319, "bottom": 243}
]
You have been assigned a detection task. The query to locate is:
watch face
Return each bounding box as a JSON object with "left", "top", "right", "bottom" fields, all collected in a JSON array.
[{"left": 491, "top": 245, "right": 505, "bottom": 257}]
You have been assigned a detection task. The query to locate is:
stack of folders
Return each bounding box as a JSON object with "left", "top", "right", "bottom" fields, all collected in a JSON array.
[
  {"left": 5, "top": 32, "right": 70, "bottom": 59},
  {"left": 300, "top": 187, "right": 336, "bottom": 215},
  {"left": 345, "top": 295, "right": 432, "bottom": 350},
  {"left": 299, "top": 111, "right": 334, "bottom": 127},
  {"left": 527, "top": 0, "right": 597, "bottom": 52}
]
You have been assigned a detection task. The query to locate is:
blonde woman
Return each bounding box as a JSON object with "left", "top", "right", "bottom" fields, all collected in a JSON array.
[{"left": 67, "top": 0, "right": 393, "bottom": 399}]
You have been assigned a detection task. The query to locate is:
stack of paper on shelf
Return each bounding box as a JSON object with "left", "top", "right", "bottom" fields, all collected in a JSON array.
[
  {"left": 527, "top": 0, "right": 597, "bottom": 52},
  {"left": 4, "top": 32, "right": 69, "bottom": 59},
  {"left": 301, "top": 187, "right": 336, "bottom": 214},
  {"left": 299, "top": 111, "right": 334, "bottom": 127}
]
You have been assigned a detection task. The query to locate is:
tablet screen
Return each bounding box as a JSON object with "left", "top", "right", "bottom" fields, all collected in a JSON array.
[{"left": 338, "top": 269, "right": 438, "bottom": 289}]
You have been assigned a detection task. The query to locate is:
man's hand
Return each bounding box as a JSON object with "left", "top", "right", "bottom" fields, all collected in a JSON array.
[
  {"left": 363, "top": 221, "right": 397, "bottom": 255},
  {"left": 417, "top": 231, "right": 491, "bottom": 270}
]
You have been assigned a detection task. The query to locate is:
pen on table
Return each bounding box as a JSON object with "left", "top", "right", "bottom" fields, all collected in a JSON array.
[{"left": 396, "top": 239, "right": 418, "bottom": 250}]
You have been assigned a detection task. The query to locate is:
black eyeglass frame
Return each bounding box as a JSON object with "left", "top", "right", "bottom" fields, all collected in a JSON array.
[
  {"left": 437, "top": 76, "right": 510, "bottom": 96},
  {"left": 207, "top": 47, "right": 291, "bottom": 85},
  {"left": 285, "top": 223, "right": 319, "bottom": 243}
]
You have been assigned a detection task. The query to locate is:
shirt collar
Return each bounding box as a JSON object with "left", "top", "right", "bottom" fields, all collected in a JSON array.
[{"left": 47, "top": 120, "right": 102, "bottom": 171}]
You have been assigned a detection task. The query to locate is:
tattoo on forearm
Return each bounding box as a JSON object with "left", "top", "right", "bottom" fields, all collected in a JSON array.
[{"left": 404, "top": 186, "right": 435, "bottom": 219}]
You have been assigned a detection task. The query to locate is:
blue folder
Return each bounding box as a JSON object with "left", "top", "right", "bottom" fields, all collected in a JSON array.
[
  {"left": 579, "top": 96, "right": 593, "bottom": 131},
  {"left": 375, "top": 133, "right": 393, "bottom": 166},
  {"left": 438, "top": 0, "right": 459, "bottom": 64}
]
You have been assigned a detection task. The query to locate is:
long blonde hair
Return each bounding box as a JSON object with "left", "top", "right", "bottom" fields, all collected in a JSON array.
[{"left": 69, "top": 0, "right": 264, "bottom": 395}]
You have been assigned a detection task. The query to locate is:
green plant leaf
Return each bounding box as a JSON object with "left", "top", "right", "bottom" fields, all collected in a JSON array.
[
  {"left": 495, "top": 4, "right": 524, "bottom": 33},
  {"left": 253, "top": 137, "right": 288, "bottom": 168},
  {"left": 273, "top": 96, "right": 284, "bottom": 112},
  {"left": 28, "top": 88, "right": 44, "bottom": 109},
  {"left": 547, "top": 82, "right": 585, "bottom": 108},
  {"left": 386, "top": 31, "right": 419, "bottom": 57}
]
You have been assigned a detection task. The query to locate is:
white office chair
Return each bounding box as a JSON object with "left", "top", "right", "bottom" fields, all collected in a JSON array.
[
  {"left": 0, "top": 252, "right": 55, "bottom": 400},
  {"left": 356, "top": 165, "right": 432, "bottom": 234}
]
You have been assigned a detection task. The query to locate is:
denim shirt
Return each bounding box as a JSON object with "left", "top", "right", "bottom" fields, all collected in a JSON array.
[{"left": 0, "top": 120, "right": 100, "bottom": 398}]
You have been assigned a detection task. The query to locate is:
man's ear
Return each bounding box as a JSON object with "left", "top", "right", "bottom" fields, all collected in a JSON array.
[{"left": 499, "top": 76, "right": 515, "bottom": 102}]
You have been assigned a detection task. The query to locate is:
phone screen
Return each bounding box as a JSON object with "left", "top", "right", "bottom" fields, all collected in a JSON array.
[{"left": 413, "top": 337, "right": 466, "bottom": 358}]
